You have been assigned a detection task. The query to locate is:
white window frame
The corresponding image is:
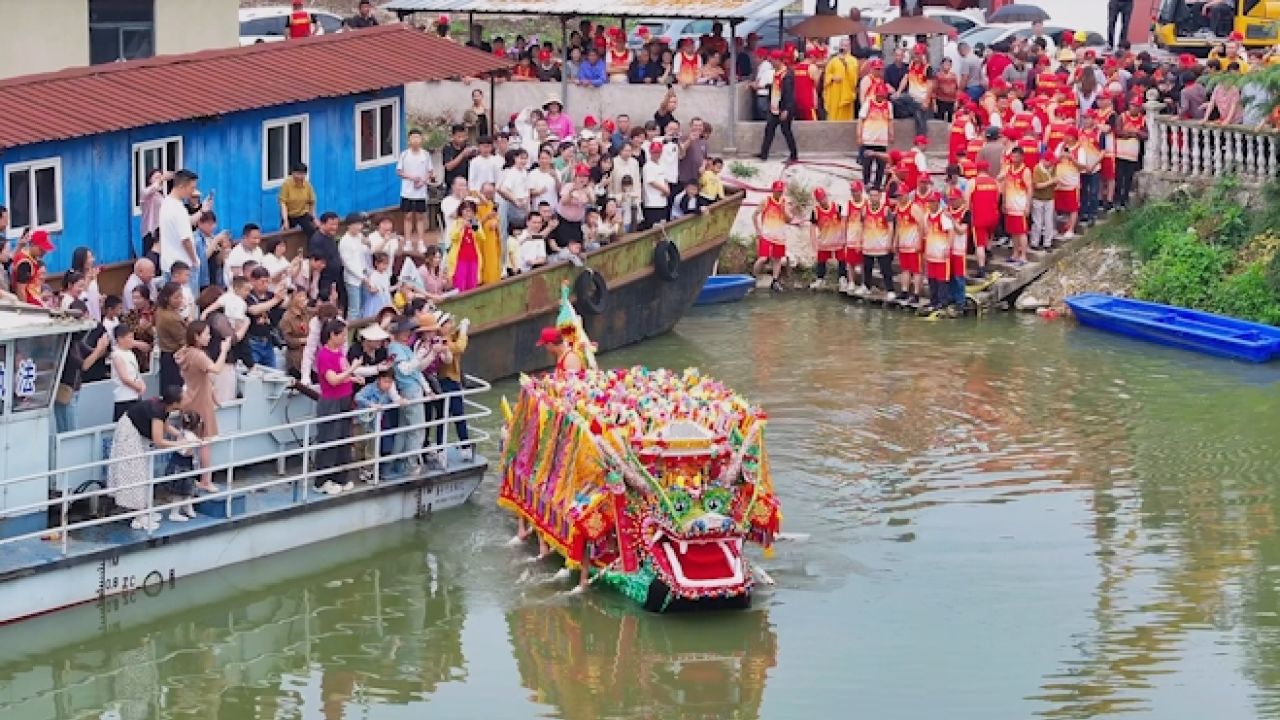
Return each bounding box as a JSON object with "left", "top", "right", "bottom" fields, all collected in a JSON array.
[
  {"left": 4, "top": 157, "right": 64, "bottom": 234},
  {"left": 354, "top": 98, "right": 401, "bottom": 170},
  {"left": 262, "top": 114, "right": 310, "bottom": 189},
  {"left": 130, "top": 135, "right": 183, "bottom": 215}
]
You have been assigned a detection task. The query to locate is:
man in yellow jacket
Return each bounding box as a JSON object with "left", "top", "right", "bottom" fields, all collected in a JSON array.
[{"left": 823, "top": 39, "right": 859, "bottom": 121}]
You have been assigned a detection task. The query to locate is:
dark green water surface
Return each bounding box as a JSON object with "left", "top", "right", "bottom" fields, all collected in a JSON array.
[{"left": 4, "top": 297, "right": 1280, "bottom": 720}]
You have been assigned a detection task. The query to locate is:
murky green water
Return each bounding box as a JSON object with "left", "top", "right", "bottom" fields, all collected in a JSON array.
[{"left": 5, "top": 297, "right": 1280, "bottom": 720}]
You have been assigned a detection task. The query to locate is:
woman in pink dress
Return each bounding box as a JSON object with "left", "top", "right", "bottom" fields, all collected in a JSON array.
[{"left": 446, "top": 201, "right": 482, "bottom": 292}]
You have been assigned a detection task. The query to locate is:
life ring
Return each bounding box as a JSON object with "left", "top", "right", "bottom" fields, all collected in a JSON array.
[
  {"left": 654, "top": 240, "right": 681, "bottom": 281},
  {"left": 575, "top": 269, "right": 607, "bottom": 315}
]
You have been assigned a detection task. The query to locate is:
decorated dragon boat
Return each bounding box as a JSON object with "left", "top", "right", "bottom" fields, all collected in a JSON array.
[{"left": 498, "top": 290, "right": 781, "bottom": 612}]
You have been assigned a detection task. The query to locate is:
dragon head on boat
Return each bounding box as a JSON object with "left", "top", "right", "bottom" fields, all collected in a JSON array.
[{"left": 498, "top": 367, "right": 780, "bottom": 612}]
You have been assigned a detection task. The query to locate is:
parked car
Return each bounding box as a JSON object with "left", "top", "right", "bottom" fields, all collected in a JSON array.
[
  {"left": 958, "top": 23, "right": 1106, "bottom": 51},
  {"left": 239, "top": 6, "right": 345, "bottom": 45},
  {"left": 860, "top": 6, "right": 983, "bottom": 50}
]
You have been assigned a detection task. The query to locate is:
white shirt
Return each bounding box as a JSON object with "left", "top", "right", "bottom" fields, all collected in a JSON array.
[
  {"left": 111, "top": 348, "right": 142, "bottom": 404},
  {"left": 397, "top": 148, "right": 434, "bottom": 200},
  {"left": 660, "top": 141, "right": 679, "bottom": 184},
  {"left": 260, "top": 252, "right": 293, "bottom": 292},
  {"left": 440, "top": 194, "right": 463, "bottom": 250},
  {"left": 497, "top": 168, "right": 530, "bottom": 211},
  {"left": 339, "top": 232, "right": 370, "bottom": 286},
  {"left": 642, "top": 162, "right": 667, "bottom": 209},
  {"left": 84, "top": 279, "right": 102, "bottom": 322},
  {"left": 754, "top": 59, "right": 774, "bottom": 96},
  {"left": 527, "top": 168, "right": 559, "bottom": 211},
  {"left": 611, "top": 156, "right": 641, "bottom": 198},
  {"left": 221, "top": 290, "right": 248, "bottom": 324},
  {"left": 368, "top": 230, "right": 400, "bottom": 267},
  {"left": 158, "top": 195, "right": 195, "bottom": 274},
  {"left": 179, "top": 285, "right": 196, "bottom": 322},
  {"left": 225, "top": 243, "right": 265, "bottom": 278},
  {"left": 467, "top": 154, "right": 504, "bottom": 189},
  {"left": 122, "top": 274, "right": 160, "bottom": 311}
]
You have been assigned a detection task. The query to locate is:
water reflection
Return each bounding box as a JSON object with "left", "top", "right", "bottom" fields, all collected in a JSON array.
[
  {"left": 507, "top": 598, "right": 776, "bottom": 720},
  {"left": 0, "top": 524, "right": 466, "bottom": 720}
]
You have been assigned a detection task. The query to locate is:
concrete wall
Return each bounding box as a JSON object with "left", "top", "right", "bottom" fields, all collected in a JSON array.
[
  {"left": 406, "top": 80, "right": 754, "bottom": 151},
  {"left": 0, "top": 0, "right": 89, "bottom": 77},
  {"left": 405, "top": 80, "right": 950, "bottom": 155},
  {"left": 155, "top": 0, "right": 239, "bottom": 56}
]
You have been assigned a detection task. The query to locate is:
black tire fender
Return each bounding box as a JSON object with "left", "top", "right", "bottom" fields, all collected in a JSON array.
[
  {"left": 574, "top": 269, "right": 607, "bottom": 315},
  {"left": 654, "top": 239, "right": 681, "bottom": 282}
]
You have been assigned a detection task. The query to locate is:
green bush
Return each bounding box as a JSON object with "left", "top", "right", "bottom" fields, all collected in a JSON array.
[
  {"left": 1209, "top": 262, "right": 1280, "bottom": 325},
  {"left": 1135, "top": 230, "right": 1231, "bottom": 310}
]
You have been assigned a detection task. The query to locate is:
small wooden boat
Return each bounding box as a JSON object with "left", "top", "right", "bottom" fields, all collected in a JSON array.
[
  {"left": 695, "top": 274, "right": 755, "bottom": 306},
  {"left": 1065, "top": 293, "right": 1280, "bottom": 363}
]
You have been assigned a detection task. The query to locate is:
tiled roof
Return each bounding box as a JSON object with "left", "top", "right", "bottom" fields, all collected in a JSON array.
[
  {"left": 382, "top": 0, "right": 794, "bottom": 20},
  {"left": 0, "top": 25, "right": 511, "bottom": 150}
]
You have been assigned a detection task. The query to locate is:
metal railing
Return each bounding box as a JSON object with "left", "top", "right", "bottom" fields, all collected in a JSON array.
[{"left": 0, "top": 375, "right": 493, "bottom": 556}]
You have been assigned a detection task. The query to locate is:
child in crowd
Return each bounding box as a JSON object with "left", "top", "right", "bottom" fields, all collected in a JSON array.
[
  {"left": 362, "top": 252, "right": 394, "bottom": 320},
  {"left": 699, "top": 158, "right": 725, "bottom": 203},
  {"left": 354, "top": 369, "right": 403, "bottom": 484}
]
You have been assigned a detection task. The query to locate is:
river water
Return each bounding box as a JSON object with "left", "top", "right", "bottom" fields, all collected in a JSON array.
[{"left": 4, "top": 297, "right": 1280, "bottom": 720}]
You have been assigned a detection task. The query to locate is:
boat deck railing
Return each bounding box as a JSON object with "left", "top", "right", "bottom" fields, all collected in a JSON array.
[{"left": 0, "top": 375, "right": 493, "bottom": 556}]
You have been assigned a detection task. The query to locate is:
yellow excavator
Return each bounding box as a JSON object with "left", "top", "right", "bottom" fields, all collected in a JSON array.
[{"left": 1155, "top": 0, "right": 1280, "bottom": 53}]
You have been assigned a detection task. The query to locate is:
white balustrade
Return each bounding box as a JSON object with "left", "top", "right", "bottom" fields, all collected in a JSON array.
[{"left": 1146, "top": 113, "right": 1280, "bottom": 184}]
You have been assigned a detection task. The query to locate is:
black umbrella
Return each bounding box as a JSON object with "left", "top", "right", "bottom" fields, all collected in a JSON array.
[{"left": 987, "top": 3, "right": 1051, "bottom": 23}]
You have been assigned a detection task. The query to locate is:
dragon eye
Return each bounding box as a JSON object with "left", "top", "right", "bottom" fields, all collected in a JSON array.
[
  {"left": 673, "top": 498, "right": 689, "bottom": 513},
  {"left": 704, "top": 497, "right": 724, "bottom": 513}
]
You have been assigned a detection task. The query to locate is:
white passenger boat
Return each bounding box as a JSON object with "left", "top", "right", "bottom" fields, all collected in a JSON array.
[{"left": 0, "top": 302, "right": 490, "bottom": 625}]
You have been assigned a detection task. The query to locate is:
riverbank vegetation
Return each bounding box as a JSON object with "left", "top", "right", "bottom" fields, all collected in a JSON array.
[{"left": 1114, "top": 179, "right": 1280, "bottom": 325}]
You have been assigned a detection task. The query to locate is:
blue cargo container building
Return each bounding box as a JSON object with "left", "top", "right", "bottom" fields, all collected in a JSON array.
[{"left": 0, "top": 25, "right": 508, "bottom": 273}]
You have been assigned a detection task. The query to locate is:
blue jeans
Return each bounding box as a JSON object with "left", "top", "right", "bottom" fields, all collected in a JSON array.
[
  {"left": 346, "top": 282, "right": 363, "bottom": 319},
  {"left": 248, "top": 336, "right": 277, "bottom": 369},
  {"left": 950, "top": 275, "right": 967, "bottom": 308},
  {"left": 435, "top": 378, "right": 470, "bottom": 447},
  {"left": 965, "top": 85, "right": 984, "bottom": 103},
  {"left": 53, "top": 391, "right": 78, "bottom": 433},
  {"left": 1080, "top": 172, "right": 1100, "bottom": 222}
]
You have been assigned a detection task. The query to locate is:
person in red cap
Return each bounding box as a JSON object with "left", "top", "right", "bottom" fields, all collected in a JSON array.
[
  {"left": 907, "top": 134, "right": 930, "bottom": 185},
  {"left": 900, "top": 44, "right": 934, "bottom": 137},
  {"left": 287, "top": 0, "right": 315, "bottom": 39},
  {"left": 674, "top": 38, "right": 702, "bottom": 86},
  {"left": 948, "top": 105, "right": 976, "bottom": 165},
  {"left": 843, "top": 180, "right": 867, "bottom": 292},
  {"left": 808, "top": 187, "right": 846, "bottom": 290},
  {"left": 793, "top": 47, "right": 820, "bottom": 122},
  {"left": 946, "top": 188, "right": 970, "bottom": 314},
  {"left": 999, "top": 147, "right": 1033, "bottom": 265},
  {"left": 853, "top": 184, "right": 893, "bottom": 298},
  {"left": 1053, "top": 128, "right": 1084, "bottom": 240},
  {"left": 1114, "top": 101, "right": 1148, "bottom": 210},
  {"left": 1030, "top": 150, "right": 1058, "bottom": 251},
  {"left": 758, "top": 50, "right": 799, "bottom": 163},
  {"left": 434, "top": 14, "right": 451, "bottom": 39},
  {"left": 640, "top": 141, "right": 669, "bottom": 230},
  {"left": 968, "top": 160, "right": 998, "bottom": 277},
  {"left": 752, "top": 180, "right": 793, "bottom": 292},
  {"left": 858, "top": 83, "right": 893, "bottom": 187},
  {"left": 11, "top": 229, "right": 53, "bottom": 307},
  {"left": 606, "top": 27, "right": 632, "bottom": 82},
  {"left": 894, "top": 177, "right": 928, "bottom": 304},
  {"left": 537, "top": 326, "right": 583, "bottom": 374},
  {"left": 921, "top": 190, "right": 955, "bottom": 312}
]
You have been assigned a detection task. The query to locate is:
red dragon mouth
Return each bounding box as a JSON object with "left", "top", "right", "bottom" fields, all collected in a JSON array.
[{"left": 651, "top": 534, "right": 747, "bottom": 592}]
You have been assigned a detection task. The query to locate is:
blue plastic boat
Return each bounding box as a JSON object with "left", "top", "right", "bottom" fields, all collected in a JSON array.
[
  {"left": 1065, "top": 293, "right": 1280, "bottom": 363},
  {"left": 695, "top": 275, "right": 755, "bottom": 305}
]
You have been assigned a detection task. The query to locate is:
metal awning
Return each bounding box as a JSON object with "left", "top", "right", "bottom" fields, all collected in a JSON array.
[{"left": 381, "top": 0, "right": 795, "bottom": 21}]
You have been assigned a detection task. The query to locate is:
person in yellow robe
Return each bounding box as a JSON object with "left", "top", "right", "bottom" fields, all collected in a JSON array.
[
  {"left": 473, "top": 189, "right": 504, "bottom": 285},
  {"left": 822, "top": 39, "right": 859, "bottom": 121}
]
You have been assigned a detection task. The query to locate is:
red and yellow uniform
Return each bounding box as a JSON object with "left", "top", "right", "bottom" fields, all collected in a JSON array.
[
  {"left": 844, "top": 194, "right": 865, "bottom": 266},
  {"left": 1044, "top": 120, "right": 1071, "bottom": 157},
  {"left": 1036, "top": 71, "right": 1060, "bottom": 98},
  {"left": 10, "top": 248, "right": 45, "bottom": 306},
  {"left": 1097, "top": 107, "right": 1117, "bottom": 180},
  {"left": 1054, "top": 142, "right": 1082, "bottom": 213},
  {"left": 1116, "top": 113, "right": 1146, "bottom": 163},
  {"left": 905, "top": 61, "right": 931, "bottom": 106},
  {"left": 949, "top": 113, "right": 973, "bottom": 164},
  {"left": 860, "top": 98, "right": 892, "bottom": 147},
  {"left": 676, "top": 48, "right": 701, "bottom": 85},
  {"left": 794, "top": 59, "right": 819, "bottom": 121},
  {"left": 969, "top": 172, "right": 999, "bottom": 248},
  {"left": 757, "top": 195, "right": 789, "bottom": 260},
  {"left": 812, "top": 200, "right": 845, "bottom": 264},
  {"left": 949, "top": 201, "right": 969, "bottom": 282},
  {"left": 894, "top": 194, "right": 924, "bottom": 274},
  {"left": 1017, "top": 135, "right": 1041, "bottom": 171},
  {"left": 287, "top": 7, "right": 313, "bottom": 39},
  {"left": 923, "top": 208, "right": 953, "bottom": 282},
  {"left": 861, "top": 199, "right": 892, "bottom": 257},
  {"left": 1080, "top": 127, "right": 1104, "bottom": 176},
  {"left": 607, "top": 47, "right": 632, "bottom": 78},
  {"left": 1001, "top": 163, "right": 1032, "bottom": 236}
]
